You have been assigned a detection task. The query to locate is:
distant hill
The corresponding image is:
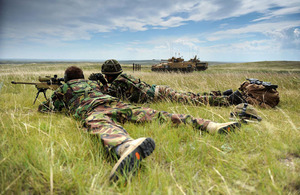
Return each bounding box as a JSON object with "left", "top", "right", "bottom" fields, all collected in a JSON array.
[
  {"left": 1, "top": 59, "right": 299, "bottom": 69},
  {"left": 209, "top": 61, "right": 300, "bottom": 72},
  {"left": 118, "top": 60, "right": 161, "bottom": 65}
]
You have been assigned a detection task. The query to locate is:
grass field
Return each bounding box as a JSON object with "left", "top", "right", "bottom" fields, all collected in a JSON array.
[{"left": 0, "top": 61, "right": 299, "bottom": 194}]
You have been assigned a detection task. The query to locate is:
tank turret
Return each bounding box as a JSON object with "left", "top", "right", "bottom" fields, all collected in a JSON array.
[{"left": 151, "top": 56, "right": 208, "bottom": 72}]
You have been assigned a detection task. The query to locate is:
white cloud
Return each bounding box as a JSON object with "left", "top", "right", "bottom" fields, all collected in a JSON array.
[
  {"left": 207, "top": 21, "right": 300, "bottom": 41},
  {"left": 253, "top": 6, "right": 300, "bottom": 22},
  {"left": 2, "top": 0, "right": 300, "bottom": 42},
  {"left": 174, "top": 38, "right": 202, "bottom": 47},
  {"left": 294, "top": 28, "right": 300, "bottom": 37},
  {"left": 1, "top": 0, "right": 300, "bottom": 60},
  {"left": 228, "top": 40, "right": 277, "bottom": 51}
]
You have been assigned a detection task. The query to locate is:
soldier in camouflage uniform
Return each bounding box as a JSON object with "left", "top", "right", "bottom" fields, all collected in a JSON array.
[
  {"left": 39, "top": 66, "right": 240, "bottom": 181},
  {"left": 89, "top": 59, "right": 244, "bottom": 106}
]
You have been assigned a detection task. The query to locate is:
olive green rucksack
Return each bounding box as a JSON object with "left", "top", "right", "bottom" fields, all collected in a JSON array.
[{"left": 239, "top": 78, "right": 280, "bottom": 108}]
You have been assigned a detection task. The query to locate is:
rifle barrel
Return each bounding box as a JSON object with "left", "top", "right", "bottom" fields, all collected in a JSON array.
[{"left": 11, "top": 81, "right": 37, "bottom": 85}]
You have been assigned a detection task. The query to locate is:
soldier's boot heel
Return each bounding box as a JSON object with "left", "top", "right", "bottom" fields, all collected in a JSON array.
[
  {"left": 109, "top": 137, "right": 155, "bottom": 182},
  {"left": 206, "top": 121, "right": 241, "bottom": 134}
]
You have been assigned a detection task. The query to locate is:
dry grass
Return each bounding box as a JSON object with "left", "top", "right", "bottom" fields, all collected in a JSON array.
[{"left": 0, "top": 61, "right": 299, "bottom": 194}]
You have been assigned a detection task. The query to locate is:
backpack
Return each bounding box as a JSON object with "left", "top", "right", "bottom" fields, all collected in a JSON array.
[{"left": 239, "top": 78, "right": 280, "bottom": 108}]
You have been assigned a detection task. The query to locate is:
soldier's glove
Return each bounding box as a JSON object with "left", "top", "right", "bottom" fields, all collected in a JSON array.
[{"left": 89, "top": 73, "right": 108, "bottom": 86}]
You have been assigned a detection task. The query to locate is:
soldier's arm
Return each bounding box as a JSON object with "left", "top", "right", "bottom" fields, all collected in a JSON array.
[
  {"left": 106, "top": 74, "right": 143, "bottom": 102},
  {"left": 89, "top": 73, "right": 108, "bottom": 92},
  {"left": 38, "top": 87, "right": 66, "bottom": 113},
  {"left": 107, "top": 81, "right": 118, "bottom": 98},
  {"left": 88, "top": 73, "right": 100, "bottom": 81},
  {"left": 88, "top": 73, "right": 108, "bottom": 85}
]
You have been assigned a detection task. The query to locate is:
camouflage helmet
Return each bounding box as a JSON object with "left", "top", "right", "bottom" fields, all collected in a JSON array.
[
  {"left": 230, "top": 103, "right": 262, "bottom": 121},
  {"left": 101, "top": 59, "right": 123, "bottom": 74}
]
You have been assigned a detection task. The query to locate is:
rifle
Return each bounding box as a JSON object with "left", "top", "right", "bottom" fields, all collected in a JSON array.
[
  {"left": 11, "top": 75, "right": 64, "bottom": 104},
  {"left": 246, "top": 78, "right": 278, "bottom": 89}
]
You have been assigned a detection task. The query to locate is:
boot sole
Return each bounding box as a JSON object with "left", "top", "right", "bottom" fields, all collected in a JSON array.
[
  {"left": 218, "top": 122, "right": 241, "bottom": 134},
  {"left": 109, "top": 137, "right": 155, "bottom": 182}
]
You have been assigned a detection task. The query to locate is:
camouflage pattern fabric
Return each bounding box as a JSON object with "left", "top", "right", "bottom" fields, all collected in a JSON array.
[
  {"left": 155, "top": 85, "right": 230, "bottom": 106},
  {"left": 107, "top": 73, "right": 154, "bottom": 103},
  {"left": 39, "top": 79, "right": 211, "bottom": 151},
  {"left": 108, "top": 73, "right": 230, "bottom": 106}
]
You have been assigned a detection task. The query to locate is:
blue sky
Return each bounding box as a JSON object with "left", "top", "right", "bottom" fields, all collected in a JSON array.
[{"left": 0, "top": 0, "right": 300, "bottom": 62}]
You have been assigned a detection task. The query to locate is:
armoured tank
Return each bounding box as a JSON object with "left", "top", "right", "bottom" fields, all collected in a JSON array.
[
  {"left": 189, "top": 55, "right": 208, "bottom": 71},
  {"left": 151, "top": 56, "right": 208, "bottom": 72}
]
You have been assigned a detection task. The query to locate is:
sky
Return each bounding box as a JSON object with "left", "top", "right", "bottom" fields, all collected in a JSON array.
[{"left": 0, "top": 0, "right": 300, "bottom": 62}]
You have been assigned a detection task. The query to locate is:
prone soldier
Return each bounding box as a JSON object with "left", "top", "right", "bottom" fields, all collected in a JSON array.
[
  {"left": 39, "top": 66, "right": 241, "bottom": 181},
  {"left": 89, "top": 59, "right": 245, "bottom": 106}
]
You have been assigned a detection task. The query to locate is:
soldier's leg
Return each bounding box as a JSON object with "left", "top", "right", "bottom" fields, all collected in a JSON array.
[
  {"left": 154, "top": 85, "right": 230, "bottom": 106},
  {"left": 86, "top": 106, "right": 156, "bottom": 182},
  {"left": 84, "top": 111, "right": 134, "bottom": 150},
  {"left": 110, "top": 101, "right": 209, "bottom": 131},
  {"left": 111, "top": 101, "right": 240, "bottom": 134},
  {"left": 194, "top": 95, "right": 231, "bottom": 106}
]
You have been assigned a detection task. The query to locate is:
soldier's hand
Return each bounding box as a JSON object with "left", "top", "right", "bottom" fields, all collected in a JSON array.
[
  {"left": 89, "top": 73, "right": 108, "bottom": 86},
  {"left": 88, "top": 73, "right": 98, "bottom": 81}
]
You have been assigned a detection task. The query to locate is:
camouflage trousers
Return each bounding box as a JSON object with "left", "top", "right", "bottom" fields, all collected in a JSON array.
[
  {"left": 83, "top": 100, "right": 211, "bottom": 151},
  {"left": 153, "top": 85, "right": 230, "bottom": 106}
]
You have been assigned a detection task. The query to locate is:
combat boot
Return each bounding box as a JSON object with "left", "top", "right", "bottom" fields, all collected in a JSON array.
[
  {"left": 222, "top": 89, "right": 233, "bottom": 96},
  {"left": 109, "top": 137, "right": 155, "bottom": 182},
  {"left": 206, "top": 121, "right": 241, "bottom": 134}
]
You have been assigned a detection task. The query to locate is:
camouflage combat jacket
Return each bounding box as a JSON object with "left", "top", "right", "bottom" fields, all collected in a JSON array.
[
  {"left": 109, "top": 73, "right": 156, "bottom": 103},
  {"left": 39, "top": 79, "right": 119, "bottom": 120}
]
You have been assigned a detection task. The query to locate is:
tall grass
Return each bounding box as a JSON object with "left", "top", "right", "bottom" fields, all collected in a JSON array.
[{"left": 0, "top": 61, "right": 299, "bottom": 194}]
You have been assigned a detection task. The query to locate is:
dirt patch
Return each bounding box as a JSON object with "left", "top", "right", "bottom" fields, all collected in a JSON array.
[
  {"left": 285, "top": 181, "right": 300, "bottom": 194},
  {"left": 279, "top": 153, "right": 300, "bottom": 171}
]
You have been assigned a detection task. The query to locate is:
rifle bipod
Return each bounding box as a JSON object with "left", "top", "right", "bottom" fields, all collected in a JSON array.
[{"left": 33, "top": 88, "right": 48, "bottom": 104}]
